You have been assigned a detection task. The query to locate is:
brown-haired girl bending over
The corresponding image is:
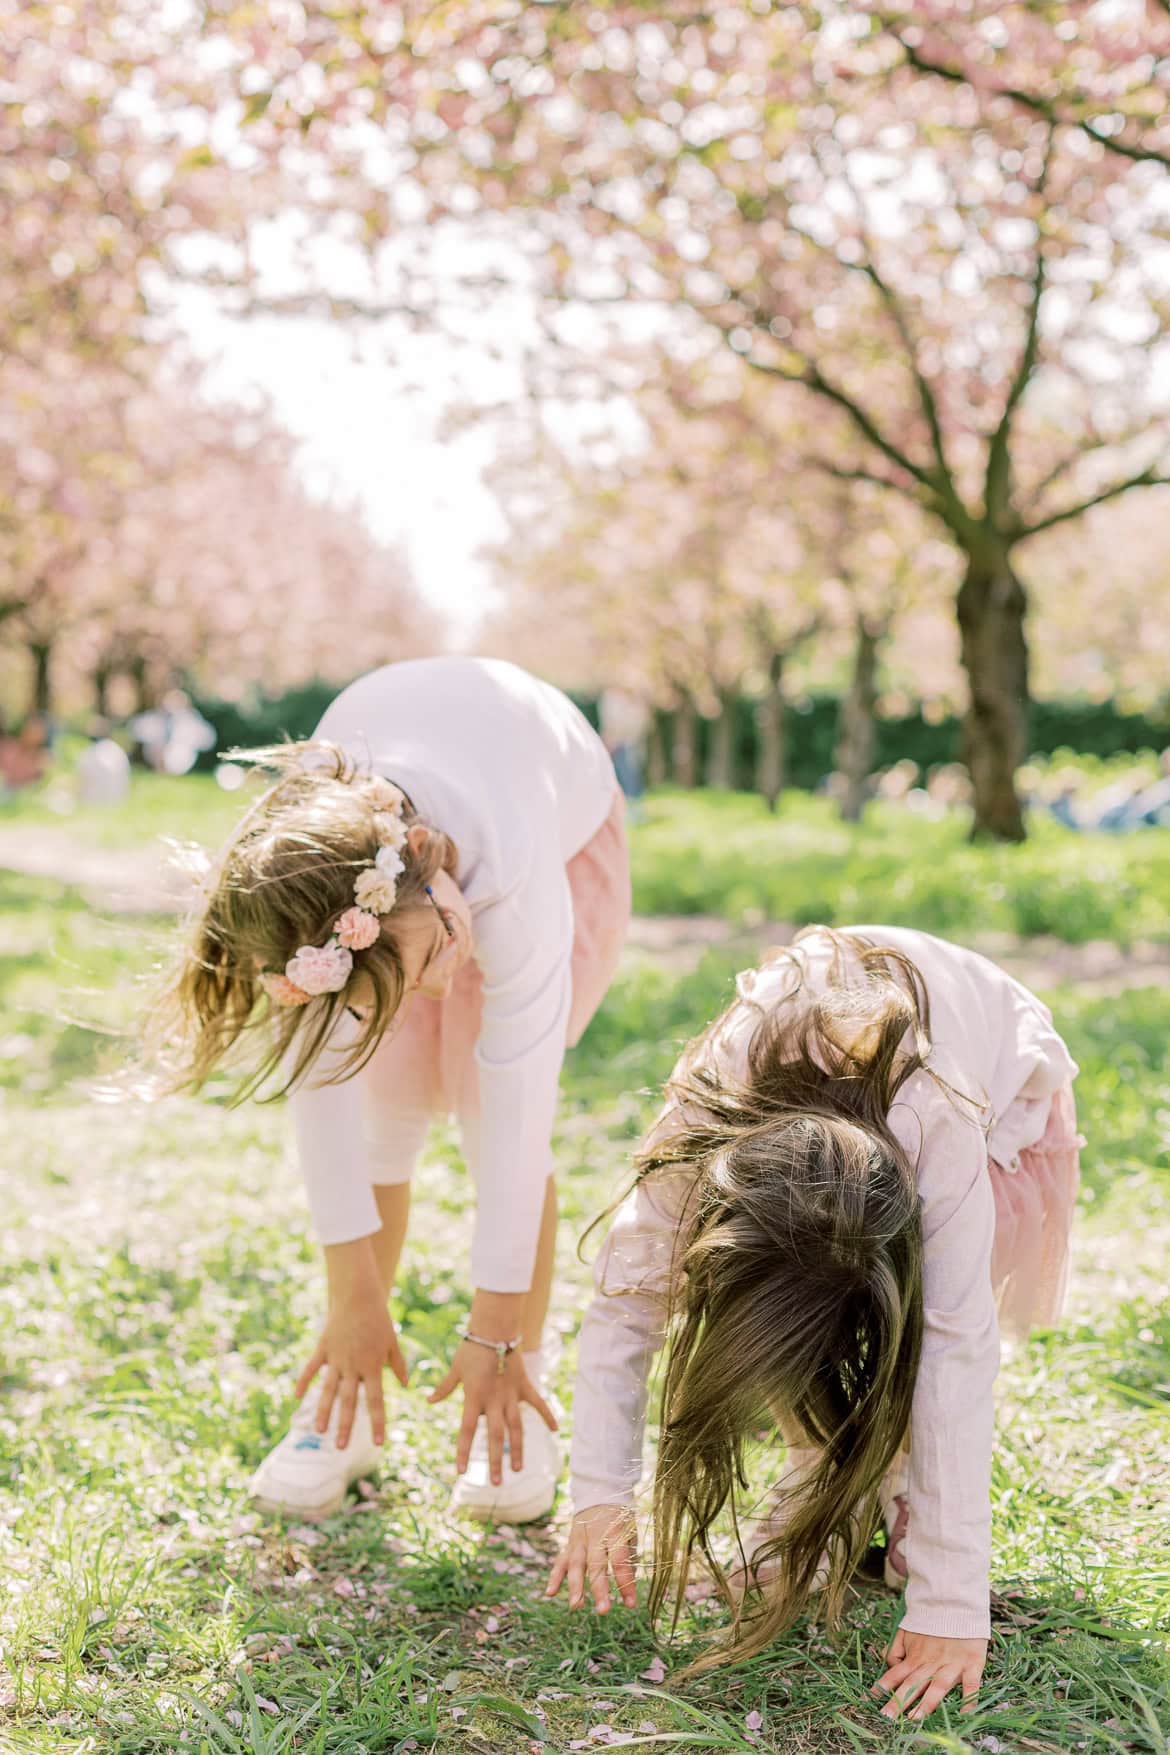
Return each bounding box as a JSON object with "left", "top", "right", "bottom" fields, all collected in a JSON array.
[{"left": 547, "top": 926, "right": 1080, "bottom": 1722}]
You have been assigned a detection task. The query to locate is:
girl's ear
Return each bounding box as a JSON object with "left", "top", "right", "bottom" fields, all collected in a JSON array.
[{"left": 406, "top": 823, "right": 430, "bottom": 858}]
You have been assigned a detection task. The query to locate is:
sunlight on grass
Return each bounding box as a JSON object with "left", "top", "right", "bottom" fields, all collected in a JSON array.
[{"left": 0, "top": 822, "right": 1168, "bottom": 1750}]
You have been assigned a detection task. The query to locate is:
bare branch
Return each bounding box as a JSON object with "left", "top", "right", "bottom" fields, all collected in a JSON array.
[
  {"left": 824, "top": 155, "right": 953, "bottom": 487},
  {"left": 798, "top": 455, "right": 921, "bottom": 501},
  {"left": 1021, "top": 431, "right": 1161, "bottom": 511},
  {"left": 742, "top": 344, "right": 965, "bottom": 529},
  {"left": 984, "top": 127, "right": 1055, "bottom": 523},
  {"left": 887, "top": 30, "right": 1170, "bottom": 170},
  {"left": 1019, "top": 467, "right": 1170, "bottom": 538}
]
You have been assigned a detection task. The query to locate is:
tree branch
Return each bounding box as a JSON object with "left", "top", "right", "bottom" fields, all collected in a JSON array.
[
  {"left": 1019, "top": 468, "right": 1170, "bottom": 538},
  {"left": 821, "top": 155, "right": 953, "bottom": 488},
  {"left": 798, "top": 455, "right": 921, "bottom": 501},
  {"left": 742, "top": 350, "right": 923, "bottom": 481},
  {"left": 888, "top": 31, "right": 1170, "bottom": 170},
  {"left": 984, "top": 127, "right": 1054, "bottom": 524}
]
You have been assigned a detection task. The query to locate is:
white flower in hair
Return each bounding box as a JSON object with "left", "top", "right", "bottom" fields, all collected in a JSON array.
[
  {"left": 374, "top": 844, "right": 406, "bottom": 880},
  {"left": 354, "top": 868, "right": 398, "bottom": 914},
  {"left": 373, "top": 810, "right": 408, "bottom": 852},
  {"left": 363, "top": 775, "right": 406, "bottom": 813}
]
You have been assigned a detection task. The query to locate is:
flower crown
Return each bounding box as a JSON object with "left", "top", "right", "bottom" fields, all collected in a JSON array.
[{"left": 260, "top": 774, "right": 409, "bottom": 1008}]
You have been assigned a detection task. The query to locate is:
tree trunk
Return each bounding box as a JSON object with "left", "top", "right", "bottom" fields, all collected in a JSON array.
[
  {"left": 29, "top": 641, "right": 52, "bottom": 718},
  {"left": 756, "top": 652, "right": 786, "bottom": 812},
  {"left": 956, "top": 547, "right": 1029, "bottom": 842},
  {"left": 672, "top": 696, "right": 699, "bottom": 787},
  {"left": 835, "top": 620, "right": 880, "bottom": 823},
  {"left": 707, "top": 689, "right": 737, "bottom": 790},
  {"left": 646, "top": 710, "right": 669, "bottom": 788},
  {"left": 93, "top": 660, "right": 114, "bottom": 719},
  {"left": 128, "top": 652, "right": 151, "bottom": 715}
]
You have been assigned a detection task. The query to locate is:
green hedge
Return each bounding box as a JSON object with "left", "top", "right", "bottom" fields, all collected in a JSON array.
[
  {"left": 653, "top": 696, "right": 1170, "bottom": 790},
  {"left": 191, "top": 682, "right": 1170, "bottom": 788}
]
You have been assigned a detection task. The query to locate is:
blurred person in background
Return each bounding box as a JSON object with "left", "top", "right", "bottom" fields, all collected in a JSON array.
[
  {"left": 0, "top": 713, "right": 52, "bottom": 798},
  {"left": 598, "top": 686, "right": 650, "bottom": 817}
]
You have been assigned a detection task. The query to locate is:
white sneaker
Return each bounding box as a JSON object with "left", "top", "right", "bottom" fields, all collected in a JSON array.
[
  {"left": 450, "top": 1402, "right": 561, "bottom": 1524},
  {"left": 248, "top": 1387, "right": 381, "bottom": 1521}
]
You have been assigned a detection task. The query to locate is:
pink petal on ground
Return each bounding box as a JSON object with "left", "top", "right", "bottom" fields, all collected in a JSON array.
[
  {"left": 332, "top": 1577, "right": 356, "bottom": 1598},
  {"left": 639, "top": 1655, "right": 666, "bottom": 1684},
  {"left": 559, "top": 1658, "right": 574, "bottom": 1672},
  {"left": 745, "top": 1709, "right": 764, "bottom": 1730},
  {"left": 484, "top": 1615, "right": 500, "bottom": 1633},
  {"left": 638, "top": 1724, "right": 659, "bottom": 1735}
]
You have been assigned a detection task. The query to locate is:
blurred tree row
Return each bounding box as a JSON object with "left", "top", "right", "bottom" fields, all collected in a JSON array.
[
  {"left": 4, "top": 2, "right": 1169, "bottom": 839},
  {"left": 0, "top": 0, "right": 434, "bottom": 726},
  {"left": 197, "top": 0, "right": 1170, "bottom": 839}
]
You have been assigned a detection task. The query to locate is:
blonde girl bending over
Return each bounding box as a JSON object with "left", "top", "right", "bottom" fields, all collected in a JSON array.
[{"left": 152, "top": 657, "right": 630, "bottom": 1524}]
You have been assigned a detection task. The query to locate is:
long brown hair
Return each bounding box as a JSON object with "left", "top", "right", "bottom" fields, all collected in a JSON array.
[
  {"left": 141, "top": 740, "right": 457, "bottom": 1103},
  {"left": 641, "top": 931, "right": 935, "bottom": 1670}
]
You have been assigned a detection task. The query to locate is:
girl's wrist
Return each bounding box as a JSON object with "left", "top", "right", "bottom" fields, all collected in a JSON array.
[
  {"left": 324, "top": 1235, "right": 382, "bottom": 1302},
  {"left": 468, "top": 1288, "right": 526, "bottom": 1342}
]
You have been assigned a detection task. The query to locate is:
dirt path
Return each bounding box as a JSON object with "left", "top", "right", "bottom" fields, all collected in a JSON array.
[{"left": 2, "top": 822, "right": 1168, "bottom": 995}]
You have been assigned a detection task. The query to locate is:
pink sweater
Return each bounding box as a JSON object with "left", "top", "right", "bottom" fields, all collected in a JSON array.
[{"left": 569, "top": 926, "right": 1078, "bottom": 1641}]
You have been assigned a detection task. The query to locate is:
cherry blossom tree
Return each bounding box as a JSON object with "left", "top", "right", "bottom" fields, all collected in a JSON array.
[
  {"left": 202, "top": 1, "right": 1170, "bottom": 838},
  {"left": 484, "top": 351, "right": 957, "bottom": 809},
  {"left": 0, "top": 365, "right": 434, "bottom": 721}
]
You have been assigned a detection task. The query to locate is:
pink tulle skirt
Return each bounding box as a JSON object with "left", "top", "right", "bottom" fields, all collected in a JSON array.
[
  {"left": 988, "top": 1081, "right": 1083, "bottom": 1338},
  {"left": 365, "top": 789, "right": 631, "bottom": 1149}
]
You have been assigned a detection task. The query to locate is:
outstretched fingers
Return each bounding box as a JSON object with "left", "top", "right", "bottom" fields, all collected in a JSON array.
[{"left": 521, "top": 1379, "right": 559, "bottom": 1432}]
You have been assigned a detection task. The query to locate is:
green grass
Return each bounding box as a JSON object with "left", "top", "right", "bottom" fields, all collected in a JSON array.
[
  {"left": 6, "top": 769, "right": 1170, "bottom": 944},
  {"left": 0, "top": 871, "right": 1168, "bottom": 1753},
  {"left": 630, "top": 791, "right": 1170, "bottom": 945}
]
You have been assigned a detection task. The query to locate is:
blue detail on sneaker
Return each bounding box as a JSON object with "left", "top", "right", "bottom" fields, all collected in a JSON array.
[{"left": 294, "top": 1434, "right": 324, "bottom": 1451}]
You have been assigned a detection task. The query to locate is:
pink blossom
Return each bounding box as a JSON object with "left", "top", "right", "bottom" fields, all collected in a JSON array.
[
  {"left": 261, "top": 972, "right": 311, "bottom": 1007},
  {"left": 335, "top": 906, "right": 381, "bottom": 950},
  {"left": 639, "top": 1655, "right": 666, "bottom": 1684},
  {"left": 286, "top": 942, "right": 354, "bottom": 995}
]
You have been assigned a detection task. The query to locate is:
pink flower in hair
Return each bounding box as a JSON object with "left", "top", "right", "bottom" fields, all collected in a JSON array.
[
  {"left": 285, "top": 942, "right": 354, "bottom": 996},
  {"left": 261, "top": 972, "right": 312, "bottom": 1007},
  {"left": 335, "top": 906, "right": 381, "bottom": 950}
]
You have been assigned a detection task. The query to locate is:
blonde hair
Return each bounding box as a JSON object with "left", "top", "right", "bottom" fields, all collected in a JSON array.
[{"left": 144, "top": 740, "right": 456, "bottom": 1103}]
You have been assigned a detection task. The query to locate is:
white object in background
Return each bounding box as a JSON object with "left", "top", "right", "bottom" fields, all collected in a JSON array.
[{"left": 76, "top": 739, "right": 131, "bottom": 806}]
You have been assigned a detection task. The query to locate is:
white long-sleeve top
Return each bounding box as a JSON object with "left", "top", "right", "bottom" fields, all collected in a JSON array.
[
  {"left": 288, "top": 657, "right": 618, "bottom": 1293},
  {"left": 570, "top": 926, "right": 1078, "bottom": 1641}
]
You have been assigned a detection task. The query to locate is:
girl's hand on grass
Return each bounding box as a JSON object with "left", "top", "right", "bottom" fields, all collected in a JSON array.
[
  {"left": 296, "top": 1283, "right": 408, "bottom": 1450},
  {"left": 545, "top": 1505, "right": 638, "bottom": 1614},
  {"left": 872, "top": 1628, "right": 987, "bottom": 1721},
  {"left": 428, "top": 1342, "right": 556, "bottom": 1482}
]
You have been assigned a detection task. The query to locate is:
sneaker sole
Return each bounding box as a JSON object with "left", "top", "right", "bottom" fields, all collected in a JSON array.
[
  {"left": 452, "top": 1484, "right": 556, "bottom": 1525},
  {"left": 250, "top": 1461, "right": 379, "bottom": 1523},
  {"left": 250, "top": 1487, "right": 347, "bottom": 1521}
]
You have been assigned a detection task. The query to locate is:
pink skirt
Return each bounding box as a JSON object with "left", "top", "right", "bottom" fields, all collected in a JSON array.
[
  {"left": 363, "top": 790, "right": 631, "bottom": 1174},
  {"left": 987, "top": 1081, "right": 1082, "bottom": 1338}
]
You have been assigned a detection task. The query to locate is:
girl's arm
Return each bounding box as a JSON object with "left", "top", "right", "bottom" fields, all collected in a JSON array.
[
  {"left": 551, "top": 1121, "right": 693, "bottom": 1613},
  {"left": 893, "top": 1089, "right": 1001, "bottom": 1642},
  {"left": 568, "top": 1170, "right": 682, "bottom": 1511},
  {"left": 287, "top": 1016, "right": 406, "bottom": 1446}
]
